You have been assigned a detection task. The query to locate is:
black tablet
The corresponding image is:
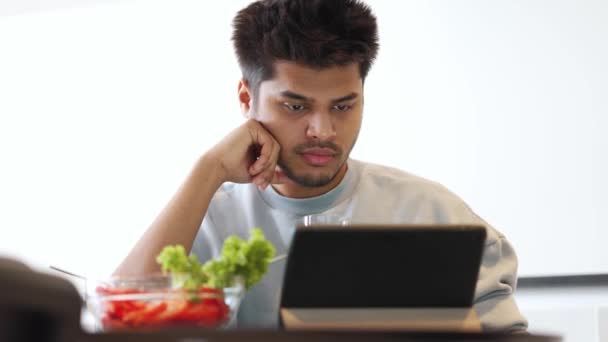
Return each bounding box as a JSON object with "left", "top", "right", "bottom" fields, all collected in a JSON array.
[{"left": 280, "top": 224, "right": 487, "bottom": 308}]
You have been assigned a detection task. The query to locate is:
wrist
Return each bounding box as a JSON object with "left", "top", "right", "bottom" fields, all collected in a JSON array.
[{"left": 196, "top": 152, "right": 226, "bottom": 188}]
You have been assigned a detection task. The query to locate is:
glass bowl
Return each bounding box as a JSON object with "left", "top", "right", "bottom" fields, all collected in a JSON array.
[{"left": 85, "top": 274, "right": 244, "bottom": 331}]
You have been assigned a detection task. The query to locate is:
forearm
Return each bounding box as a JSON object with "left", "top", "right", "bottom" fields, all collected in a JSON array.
[{"left": 114, "top": 154, "right": 224, "bottom": 276}]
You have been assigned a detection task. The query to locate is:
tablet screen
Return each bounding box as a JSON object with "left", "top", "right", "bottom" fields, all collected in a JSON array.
[{"left": 280, "top": 224, "right": 487, "bottom": 308}]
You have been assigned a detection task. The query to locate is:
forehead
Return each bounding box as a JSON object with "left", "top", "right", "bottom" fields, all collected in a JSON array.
[{"left": 260, "top": 60, "right": 363, "bottom": 100}]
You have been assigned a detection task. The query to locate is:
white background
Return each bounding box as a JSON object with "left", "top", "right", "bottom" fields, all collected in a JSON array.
[{"left": 0, "top": 0, "right": 606, "bottom": 278}]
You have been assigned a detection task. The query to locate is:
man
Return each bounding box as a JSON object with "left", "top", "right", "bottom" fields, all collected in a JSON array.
[{"left": 115, "top": 0, "right": 528, "bottom": 332}]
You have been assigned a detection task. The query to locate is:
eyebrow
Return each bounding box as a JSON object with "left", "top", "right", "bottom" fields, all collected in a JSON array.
[{"left": 279, "top": 91, "right": 359, "bottom": 103}]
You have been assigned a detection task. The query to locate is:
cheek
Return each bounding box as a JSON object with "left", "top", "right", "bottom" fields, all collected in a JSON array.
[
  {"left": 256, "top": 102, "right": 294, "bottom": 129},
  {"left": 262, "top": 113, "right": 307, "bottom": 144},
  {"left": 338, "top": 113, "right": 362, "bottom": 138},
  {"left": 271, "top": 128, "right": 300, "bottom": 153}
]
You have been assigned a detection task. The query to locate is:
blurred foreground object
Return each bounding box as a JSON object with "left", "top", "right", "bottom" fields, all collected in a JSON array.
[{"left": 0, "top": 257, "right": 82, "bottom": 341}]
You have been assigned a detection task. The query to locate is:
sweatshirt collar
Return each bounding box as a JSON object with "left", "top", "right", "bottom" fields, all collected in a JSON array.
[{"left": 257, "top": 159, "right": 358, "bottom": 215}]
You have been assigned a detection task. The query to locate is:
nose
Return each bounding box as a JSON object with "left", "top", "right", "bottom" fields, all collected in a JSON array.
[{"left": 306, "top": 111, "right": 336, "bottom": 141}]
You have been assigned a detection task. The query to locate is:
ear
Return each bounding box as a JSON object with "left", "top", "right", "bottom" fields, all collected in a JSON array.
[{"left": 237, "top": 79, "right": 253, "bottom": 118}]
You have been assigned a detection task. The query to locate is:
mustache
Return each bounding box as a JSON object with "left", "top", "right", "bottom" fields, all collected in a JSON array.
[{"left": 294, "top": 141, "right": 342, "bottom": 155}]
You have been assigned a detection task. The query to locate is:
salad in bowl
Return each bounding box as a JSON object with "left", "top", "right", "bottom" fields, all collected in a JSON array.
[{"left": 86, "top": 228, "right": 275, "bottom": 330}]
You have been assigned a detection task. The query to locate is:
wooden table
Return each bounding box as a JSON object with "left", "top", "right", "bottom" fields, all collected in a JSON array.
[{"left": 82, "top": 329, "right": 561, "bottom": 342}]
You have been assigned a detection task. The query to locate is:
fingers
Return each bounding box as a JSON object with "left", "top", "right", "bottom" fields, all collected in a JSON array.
[
  {"left": 246, "top": 122, "right": 281, "bottom": 190},
  {"left": 248, "top": 135, "right": 271, "bottom": 175},
  {"left": 252, "top": 141, "right": 280, "bottom": 190},
  {"left": 247, "top": 121, "right": 276, "bottom": 174},
  {"left": 270, "top": 165, "right": 287, "bottom": 185}
]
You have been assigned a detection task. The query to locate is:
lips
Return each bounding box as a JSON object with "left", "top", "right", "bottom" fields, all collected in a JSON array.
[
  {"left": 299, "top": 148, "right": 337, "bottom": 166},
  {"left": 301, "top": 154, "right": 334, "bottom": 166}
]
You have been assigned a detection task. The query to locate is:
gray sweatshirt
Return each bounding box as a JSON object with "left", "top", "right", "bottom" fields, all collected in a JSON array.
[{"left": 192, "top": 159, "right": 528, "bottom": 332}]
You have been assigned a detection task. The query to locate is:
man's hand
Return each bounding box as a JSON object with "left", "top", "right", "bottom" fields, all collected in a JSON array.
[
  {"left": 114, "top": 119, "right": 285, "bottom": 276},
  {"left": 206, "top": 119, "right": 285, "bottom": 190}
]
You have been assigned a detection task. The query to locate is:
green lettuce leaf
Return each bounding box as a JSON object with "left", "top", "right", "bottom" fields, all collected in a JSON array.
[{"left": 156, "top": 228, "right": 275, "bottom": 290}]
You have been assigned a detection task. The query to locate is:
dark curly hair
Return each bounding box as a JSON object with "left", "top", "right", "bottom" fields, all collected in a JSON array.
[{"left": 232, "top": 0, "right": 379, "bottom": 98}]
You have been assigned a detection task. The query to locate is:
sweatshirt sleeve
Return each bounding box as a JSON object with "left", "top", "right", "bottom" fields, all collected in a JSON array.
[
  {"left": 474, "top": 233, "right": 528, "bottom": 332},
  {"left": 420, "top": 183, "right": 529, "bottom": 332}
]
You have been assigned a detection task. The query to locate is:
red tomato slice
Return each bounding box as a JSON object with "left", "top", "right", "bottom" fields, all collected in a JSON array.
[
  {"left": 201, "top": 289, "right": 229, "bottom": 322},
  {"left": 100, "top": 286, "right": 230, "bottom": 329},
  {"left": 106, "top": 300, "right": 146, "bottom": 320},
  {"left": 174, "top": 300, "right": 221, "bottom": 326},
  {"left": 102, "top": 316, "right": 129, "bottom": 330},
  {"left": 155, "top": 298, "right": 189, "bottom": 324},
  {"left": 122, "top": 301, "right": 168, "bottom": 327}
]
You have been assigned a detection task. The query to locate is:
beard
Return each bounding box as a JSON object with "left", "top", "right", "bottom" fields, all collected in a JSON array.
[{"left": 277, "top": 140, "right": 348, "bottom": 188}]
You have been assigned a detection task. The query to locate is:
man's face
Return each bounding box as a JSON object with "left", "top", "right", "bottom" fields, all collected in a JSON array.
[{"left": 250, "top": 60, "right": 363, "bottom": 188}]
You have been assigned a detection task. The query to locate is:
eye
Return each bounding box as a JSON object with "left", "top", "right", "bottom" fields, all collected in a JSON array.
[
  {"left": 333, "top": 104, "right": 352, "bottom": 112},
  {"left": 284, "top": 103, "right": 307, "bottom": 112}
]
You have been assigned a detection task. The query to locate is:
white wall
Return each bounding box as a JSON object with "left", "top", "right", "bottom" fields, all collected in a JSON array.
[
  {"left": 516, "top": 285, "right": 608, "bottom": 342},
  {"left": 361, "top": 0, "right": 608, "bottom": 277},
  {"left": 0, "top": 0, "right": 607, "bottom": 278}
]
